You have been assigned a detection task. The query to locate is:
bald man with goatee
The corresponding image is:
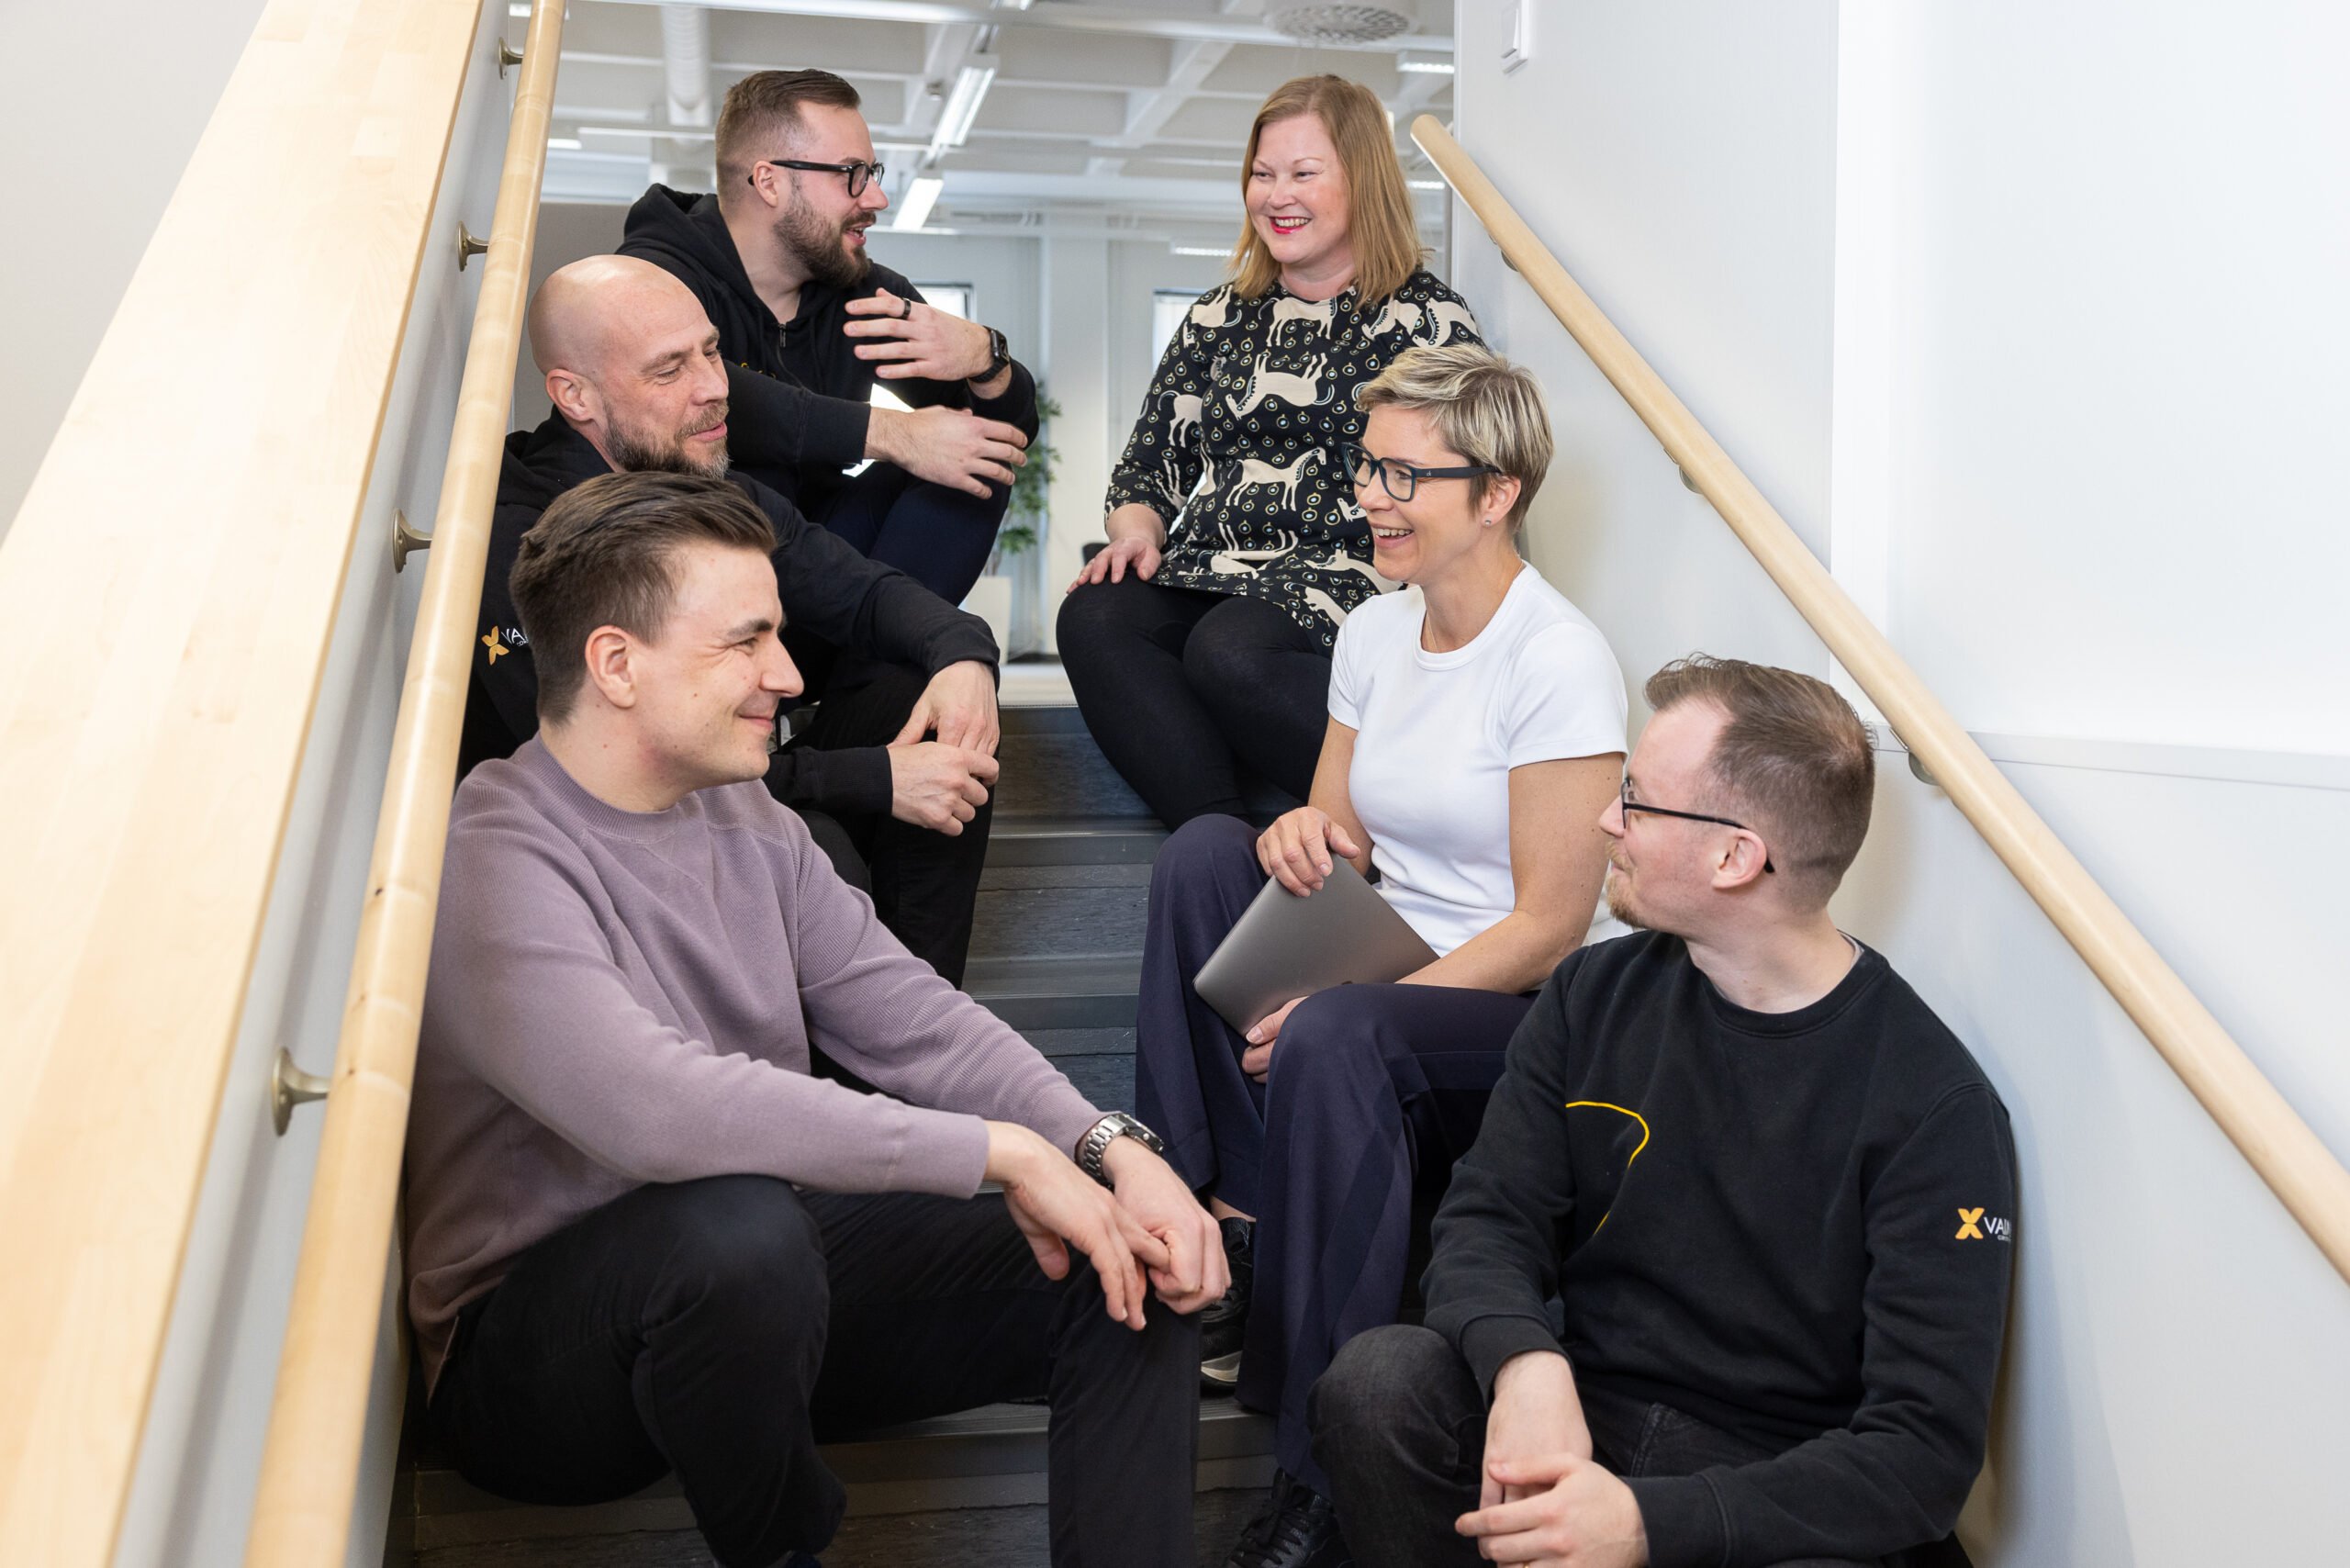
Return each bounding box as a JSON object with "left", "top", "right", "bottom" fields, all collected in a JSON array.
[{"left": 465, "top": 254, "right": 1002, "bottom": 984}]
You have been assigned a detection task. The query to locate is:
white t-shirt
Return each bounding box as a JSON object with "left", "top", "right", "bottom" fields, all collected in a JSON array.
[{"left": 1328, "top": 567, "right": 1628, "bottom": 957}]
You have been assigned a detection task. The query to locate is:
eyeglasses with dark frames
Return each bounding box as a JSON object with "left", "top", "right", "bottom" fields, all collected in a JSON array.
[
  {"left": 751, "top": 156, "right": 887, "bottom": 198},
  {"left": 1618, "top": 776, "right": 1774, "bottom": 874},
  {"left": 1338, "top": 442, "right": 1503, "bottom": 504}
]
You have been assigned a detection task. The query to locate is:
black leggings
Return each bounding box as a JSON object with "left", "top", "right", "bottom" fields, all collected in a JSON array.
[{"left": 1056, "top": 575, "right": 1330, "bottom": 828}]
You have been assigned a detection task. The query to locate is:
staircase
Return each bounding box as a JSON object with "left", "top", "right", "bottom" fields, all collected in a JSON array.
[{"left": 399, "top": 693, "right": 1278, "bottom": 1567}]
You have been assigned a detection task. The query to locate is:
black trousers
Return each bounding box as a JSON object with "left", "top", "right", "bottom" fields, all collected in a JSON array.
[
  {"left": 783, "top": 662, "right": 990, "bottom": 987},
  {"left": 429, "top": 1176, "right": 1200, "bottom": 1568},
  {"left": 810, "top": 460, "right": 1009, "bottom": 607},
  {"left": 1311, "top": 1325, "right": 1900, "bottom": 1568},
  {"left": 1057, "top": 575, "right": 1330, "bottom": 828},
  {"left": 1134, "top": 816, "right": 1533, "bottom": 1495}
]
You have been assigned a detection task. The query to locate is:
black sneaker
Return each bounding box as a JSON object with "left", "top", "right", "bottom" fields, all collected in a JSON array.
[
  {"left": 1199, "top": 1215, "right": 1254, "bottom": 1390},
  {"left": 1225, "top": 1470, "right": 1350, "bottom": 1568}
]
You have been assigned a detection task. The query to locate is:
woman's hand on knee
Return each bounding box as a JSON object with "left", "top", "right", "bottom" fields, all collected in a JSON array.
[
  {"left": 1068, "top": 533, "right": 1162, "bottom": 591},
  {"left": 1241, "top": 994, "right": 1308, "bottom": 1079},
  {"left": 1069, "top": 508, "right": 1169, "bottom": 591},
  {"left": 1257, "top": 807, "right": 1360, "bottom": 896}
]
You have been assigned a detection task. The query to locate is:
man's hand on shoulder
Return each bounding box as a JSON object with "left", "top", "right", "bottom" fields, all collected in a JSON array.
[
  {"left": 892, "top": 659, "right": 1000, "bottom": 756},
  {"left": 1455, "top": 1452, "right": 1647, "bottom": 1568},
  {"left": 844, "top": 288, "right": 1000, "bottom": 384},
  {"left": 1101, "top": 1134, "right": 1225, "bottom": 1314},
  {"left": 985, "top": 1122, "right": 1170, "bottom": 1330},
  {"left": 867, "top": 404, "right": 1028, "bottom": 498},
  {"left": 885, "top": 741, "right": 998, "bottom": 834}
]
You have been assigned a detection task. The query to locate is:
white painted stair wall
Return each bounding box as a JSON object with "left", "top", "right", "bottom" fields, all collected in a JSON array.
[{"left": 1448, "top": 3, "right": 2350, "bottom": 1562}]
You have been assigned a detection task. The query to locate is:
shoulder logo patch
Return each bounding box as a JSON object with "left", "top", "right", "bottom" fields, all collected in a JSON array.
[{"left": 1956, "top": 1207, "right": 2012, "bottom": 1242}]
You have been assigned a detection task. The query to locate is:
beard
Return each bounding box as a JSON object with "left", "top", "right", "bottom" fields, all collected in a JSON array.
[
  {"left": 608, "top": 403, "right": 731, "bottom": 478},
  {"left": 1603, "top": 865, "right": 1650, "bottom": 931},
  {"left": 775, "top": 191, "right": 870, "bottom": 290}
]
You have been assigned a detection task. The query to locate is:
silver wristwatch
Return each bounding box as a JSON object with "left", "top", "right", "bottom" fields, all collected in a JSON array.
[{"left": 1075, "top": 1111, "right": 1166, "bottom": 1187}]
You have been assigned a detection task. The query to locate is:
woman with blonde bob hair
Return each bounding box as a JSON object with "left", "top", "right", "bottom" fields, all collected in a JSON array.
[
  {"left": 1134, "top": 345, "right": 1631, "bottom": 1567},
  {"left": 1062, "top": 75, "right": 1486, "bottom": 833}
]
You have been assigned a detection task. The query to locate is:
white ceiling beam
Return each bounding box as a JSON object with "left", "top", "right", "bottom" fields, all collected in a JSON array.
[
  {"left": 1086, "top": 0, "right": 1251, "bottom": 176},
  {"left": 590, "top": 0, "right": 1450, "bottom": 52}
]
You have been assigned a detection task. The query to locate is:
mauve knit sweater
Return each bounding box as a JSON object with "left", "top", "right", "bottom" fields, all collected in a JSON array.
[{"left": 402, "top": 739, "right": 1102, "bottom": 1386}]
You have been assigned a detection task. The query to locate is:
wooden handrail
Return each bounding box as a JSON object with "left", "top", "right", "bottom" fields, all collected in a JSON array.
[
  {"left": 241, "top": 6, "right": 566, "bottom": 1563},
  {"left": 1412, "top": 114, "right": 2350, "bottom": 1286},
  {"left": 0, "top": 6, "right": 492, "bottom": 1565}
]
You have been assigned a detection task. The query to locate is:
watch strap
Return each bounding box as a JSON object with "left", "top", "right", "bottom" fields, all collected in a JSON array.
[{"left": 1076, "top": 1111, "right": 1165, "bottom": 1186}]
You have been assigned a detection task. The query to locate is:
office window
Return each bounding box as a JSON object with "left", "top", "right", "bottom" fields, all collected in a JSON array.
[
  {"left": 868, "top": 284, "right": 975, "bottom": 417},
  {"left": 1151, "top": 288, "right": 1196, "bottom": 361},
  {"left": 917, "top": 283, "right": 972, "bottom": 320}
]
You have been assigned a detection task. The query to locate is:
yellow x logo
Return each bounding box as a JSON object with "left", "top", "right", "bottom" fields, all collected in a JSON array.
[
  {"left": 482, "top": 629, "right": 507, "bottom": 664},
  {"left": 1955, "top": 1207, "right": 1986, "bottom": 1240}
]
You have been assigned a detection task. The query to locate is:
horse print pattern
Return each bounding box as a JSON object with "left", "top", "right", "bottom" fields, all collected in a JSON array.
[{"left": 1106, "top": 269, "right": 1483, "bottom": 645}]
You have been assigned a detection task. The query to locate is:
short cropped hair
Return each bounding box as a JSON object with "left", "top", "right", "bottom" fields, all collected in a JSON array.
[
  {"left": 1644, "top": 655, "right": 1875, "bottom": 903},
  {"left": 1356, "top": 345, "right": 1552, "bottom": 532},
  {"left": 716, "top": 69, "right": 863, "bottom": 189},
  {"left": 511, "top": 472, "right": 777, "bottom": 722},
  {"left": 1232, "top": 75, "right": 1425, "bottom": 306}
]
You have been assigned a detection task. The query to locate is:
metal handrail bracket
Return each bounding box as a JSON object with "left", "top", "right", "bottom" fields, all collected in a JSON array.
[{"left": 241, "top": 5, "right": 569, "bottom": 1564}]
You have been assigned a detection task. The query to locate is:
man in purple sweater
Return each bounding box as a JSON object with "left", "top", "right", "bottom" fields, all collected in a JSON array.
[{"left": 406, "top": 469, "right": 1223, "bottom": 1568}]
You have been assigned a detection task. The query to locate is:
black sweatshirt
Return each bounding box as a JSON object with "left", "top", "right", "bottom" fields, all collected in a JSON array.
[
  {"left": 618, "top": 185, "right": 1040, "bottom": 509},
  {"left": 461, "top": 417, "right": 999, "bottom": 812},
  {"left": 1425, "top": 931, "right": 2015, "bottom": 1568}
]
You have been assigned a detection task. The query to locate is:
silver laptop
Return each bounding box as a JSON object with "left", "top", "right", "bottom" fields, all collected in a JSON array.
[{"left": 1192, "top": 859, "right": 1438, "bottom": 1034}]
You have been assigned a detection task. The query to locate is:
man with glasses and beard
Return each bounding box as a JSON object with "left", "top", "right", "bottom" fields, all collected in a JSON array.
[
  {"left": 1309, "top": 657, "right": 2017, "bottom": 1568},
  {"left": 620, "top": 67, "right": 1039, "bottom": 610},
  {"left": 465, "top": 254, "right": 1004, "bottom": 988}
]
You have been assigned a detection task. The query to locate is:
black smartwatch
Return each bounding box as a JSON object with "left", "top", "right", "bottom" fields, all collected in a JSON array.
[
  {"left": 1075, "top": 1111, "right": 1165, "bottom": 1186},
  {"left": 976, "top": 324, "right": 1012, "bottom": 383}
]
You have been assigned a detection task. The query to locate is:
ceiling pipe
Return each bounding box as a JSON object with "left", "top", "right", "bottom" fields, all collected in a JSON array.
[{"left": 656, "top": 5, "right": 715, "bottom": 186}]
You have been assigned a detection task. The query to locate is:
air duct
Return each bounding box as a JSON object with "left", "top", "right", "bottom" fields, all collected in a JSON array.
[{"left": 1262, "top": 3, "right": 1415, "bottom": 45}]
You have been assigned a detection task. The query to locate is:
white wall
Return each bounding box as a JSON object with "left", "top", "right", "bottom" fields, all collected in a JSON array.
[
  {"left": 109, "top": 7, "right": 518, "bottom": 1563},
  {"left": 1455, "top": 3, "right": 2350, "bottom": 1562},
  {"left": 0, "top": 0, "right": 273, "bottom": 537}
]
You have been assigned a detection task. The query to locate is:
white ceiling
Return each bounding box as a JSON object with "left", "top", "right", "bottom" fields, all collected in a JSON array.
[{"left": 535, "top": 0, "right": 1457, "bottom": 250}]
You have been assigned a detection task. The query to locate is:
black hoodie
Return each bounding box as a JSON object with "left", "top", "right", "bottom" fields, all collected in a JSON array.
[
  {"left": 619, "top": 185, "right": 1040, "bottom": 510},
  {"left": 462, "top": 416, "right": 999, "bottom": 812}
]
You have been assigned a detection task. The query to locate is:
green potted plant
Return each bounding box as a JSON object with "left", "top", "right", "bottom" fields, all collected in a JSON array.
[{"left": 967, "top": 392, "right": 1057, "bottom": 655}]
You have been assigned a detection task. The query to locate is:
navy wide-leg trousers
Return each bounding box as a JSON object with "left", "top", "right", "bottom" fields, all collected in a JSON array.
[{"left": 1135, "top": 814, "right": 1532, "bottom": 1494}]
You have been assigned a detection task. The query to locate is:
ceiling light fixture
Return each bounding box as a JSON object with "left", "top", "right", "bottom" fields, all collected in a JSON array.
[
  {"left": 1395, "top": 50, "right": 1454, "bottom": 74},
  {"left": 547, "top": 136, "right": 584, "bottom": 151},
  {"left": 1406, "top": 178, "right": 1444, "bottom": 191},
  {"left": 931, "top": 54, "right": 1000, "bottom": 155},
  {"left": 1169, "top": 243, "right": 1230, "bottom": 258},
  {"left": 894, "top": 174, "right": 946, "bottom": 231}
]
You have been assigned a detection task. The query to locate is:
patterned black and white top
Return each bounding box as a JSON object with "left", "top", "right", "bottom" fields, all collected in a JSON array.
[{"left": 1104, "top": 269, "right": 1483, "bottom": 646}]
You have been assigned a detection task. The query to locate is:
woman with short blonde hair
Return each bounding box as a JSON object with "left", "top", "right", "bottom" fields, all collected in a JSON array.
[
  {"left": 1136, "top": 346, "right": 1631, "bottom": 1566},
  {"left": 1060, "top": 74, "right": 1486, "bottom": 831}
]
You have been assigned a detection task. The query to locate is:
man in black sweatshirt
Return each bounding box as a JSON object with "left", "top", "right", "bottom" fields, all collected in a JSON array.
[
  {"left": 619, "top": 68, "right": 1039, "bottom": 608},
  {"left": 464, "top": 255, "right": 1003, "bottom": 985},
  {"left": 1310, "top": 657, "right": 2015, "bottom": 1568}
]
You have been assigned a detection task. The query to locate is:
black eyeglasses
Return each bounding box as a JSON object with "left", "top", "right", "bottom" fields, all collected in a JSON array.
[
  {"left": 1339, "top": 442, "right": 1502, "bottom": 504},
  {"left": 752, "top": 157, "right": 886, "bottom": 197},
  {"left": 1619, "top": 776, "right": 1774, "bottom": 874}
]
